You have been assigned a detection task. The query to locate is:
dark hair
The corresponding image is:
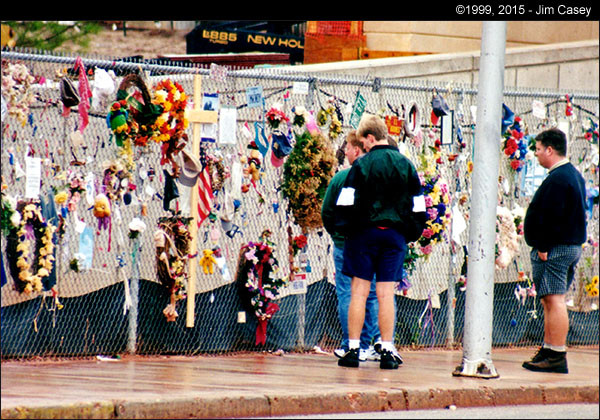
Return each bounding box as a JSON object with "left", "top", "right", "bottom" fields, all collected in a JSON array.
[{"left": 535, "top": 128, "right": 567, "bottom": 156}]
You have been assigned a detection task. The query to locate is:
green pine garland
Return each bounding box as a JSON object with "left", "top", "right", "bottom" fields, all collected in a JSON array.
[{"left": 281, "top": 130, "right": 337, "bottom": 233}]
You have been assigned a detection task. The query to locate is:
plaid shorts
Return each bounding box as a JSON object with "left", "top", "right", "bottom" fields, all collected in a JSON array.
[{"left": 530, "top": 245, "right": 582, "bottom": 297}]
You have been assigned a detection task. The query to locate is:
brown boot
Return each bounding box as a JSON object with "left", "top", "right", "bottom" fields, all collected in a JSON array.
[{"left": 522, "top": 348, "right": 568, "bottom": 374}]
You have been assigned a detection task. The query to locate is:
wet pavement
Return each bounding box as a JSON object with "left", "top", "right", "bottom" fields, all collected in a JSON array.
[{"left": 1, "top": 346, "right": 598, "bottom": 419}]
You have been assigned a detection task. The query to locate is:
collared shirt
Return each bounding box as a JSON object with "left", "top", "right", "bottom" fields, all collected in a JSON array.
[{"left": 549, "top": 158, "right": 569, "bottom": 172}]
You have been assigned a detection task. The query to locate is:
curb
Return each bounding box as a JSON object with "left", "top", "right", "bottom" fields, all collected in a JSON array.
[{"left": 2, "top": 385, "right": 598, "bottom": 419}]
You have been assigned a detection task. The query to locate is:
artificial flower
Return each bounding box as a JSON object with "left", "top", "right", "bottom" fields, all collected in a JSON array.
[
  {"left": 265, "top": 104, "right": 289, "bottom": 130},
  {"left": 501, "top": 116, "right": 531, "bottom": 172}
]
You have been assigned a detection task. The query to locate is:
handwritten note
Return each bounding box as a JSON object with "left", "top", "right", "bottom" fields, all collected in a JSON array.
[{"left": 24, "top": 156, "right": 41, "bottom": 199}]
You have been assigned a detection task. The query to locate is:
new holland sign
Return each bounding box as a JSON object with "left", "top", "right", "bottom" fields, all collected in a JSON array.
[{"left": 186, "top": 25, "right": 304, "bottom": 63}]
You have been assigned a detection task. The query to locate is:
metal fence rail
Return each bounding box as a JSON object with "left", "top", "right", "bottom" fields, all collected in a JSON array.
[{"left": 1, "top": 49, "right": 598, "bottom": 358}]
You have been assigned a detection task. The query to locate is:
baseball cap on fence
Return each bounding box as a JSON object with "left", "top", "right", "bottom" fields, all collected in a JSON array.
[
  {"left": 271, "top": 130, "right": 293, "bottom": 158},
  {"left": 431, "top": 92, "right": 450, "bottom": 125},
  {"left": 270, "top": 130, "right": 293, "bottom": 167},
  {"left": 271, "top": 150, "right": 284, "bottom": 167},
  {"left": 176, "top": 149, "right": 203, "bottom": 187},
  {"left": 432, "top": 96, "right": 449, "bottom": 117}
]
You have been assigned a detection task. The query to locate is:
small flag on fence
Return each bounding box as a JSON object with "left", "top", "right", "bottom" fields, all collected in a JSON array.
[{"left": 197, "top": 153, "right": 213, "bottom": 228}]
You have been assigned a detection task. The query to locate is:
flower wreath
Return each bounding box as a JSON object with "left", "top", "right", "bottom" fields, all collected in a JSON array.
[
  {"left": 5, "top": 201, "right": 56, "bottom": 294},
  {"left": 235, "top": 230, "right": 286, "bottom": 345},
  {"left": 106, "top": 73, "right": 164, "bottom": 149},
  {"left": 152, "top": 79, "right": 190, "bottom": 174},
  {"left": 154, "top": 212, "right": 192, "bottom": 322},
  {"left": 281, "top": 130, "right": 337, "bottom": 233}
]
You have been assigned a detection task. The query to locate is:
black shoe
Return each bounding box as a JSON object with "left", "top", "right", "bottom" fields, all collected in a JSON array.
[
  {"left": 337, "top": 348, "right": 360, "bottom": 368},
  {"left": 528, "top": 347, "right": 551, "bottom": 363},
  {"left": 522, "top": 349, "right": 568, "bottom": 374},
  {"left": 380, "top": 349, "right": 400, "bottom": 370}
]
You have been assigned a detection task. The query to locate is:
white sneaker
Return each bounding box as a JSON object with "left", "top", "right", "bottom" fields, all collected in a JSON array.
[
  {"left": 388, "top": 348, "right": 403, "bottom": 364},
  {"left": 359, "top": 346, "right": 380, "bottom": 362},
  {"left": 333, "top": 348, "right": 346, "bottom": 359}
]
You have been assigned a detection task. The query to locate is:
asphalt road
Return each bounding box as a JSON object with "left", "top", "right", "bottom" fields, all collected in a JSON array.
[{"left": 268, "top": 403, "right": 599, "bottom": 419}]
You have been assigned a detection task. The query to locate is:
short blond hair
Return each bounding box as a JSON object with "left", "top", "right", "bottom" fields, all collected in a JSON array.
[
  {"left": 346, "top": 130, "right": 366, "bottom": 153},
  {"left": 357, "top": 114, "right": 387, "bottom": 141}
]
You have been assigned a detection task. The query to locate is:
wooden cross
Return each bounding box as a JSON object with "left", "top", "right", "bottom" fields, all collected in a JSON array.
[{"left": 186, "top": 74, "right": 218, "bottom": 328}]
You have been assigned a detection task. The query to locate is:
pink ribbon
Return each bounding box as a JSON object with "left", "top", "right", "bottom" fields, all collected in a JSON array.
[
  {"left": 255, "top": 302, "right": 279, "bottom": 345},
  {"left": 74, "top": 57, "right": 92, "bottom": 132}
]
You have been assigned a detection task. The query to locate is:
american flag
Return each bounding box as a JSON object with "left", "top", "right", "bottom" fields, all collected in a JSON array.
[{"left": 197, "top": 148, "right": 213, "bottom": 228}]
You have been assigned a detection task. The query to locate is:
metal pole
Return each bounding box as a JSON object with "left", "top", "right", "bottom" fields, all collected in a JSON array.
[
  {"left": 453, "top": 21, "right": 506, "bottom": 379},
  {"left": 127, "top": 236, "right": 140, "bottom": 354}
]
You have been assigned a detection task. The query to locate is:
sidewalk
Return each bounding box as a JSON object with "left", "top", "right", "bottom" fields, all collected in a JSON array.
[{"left": 1, "top": 346, "right": 598, "bottom": 419}]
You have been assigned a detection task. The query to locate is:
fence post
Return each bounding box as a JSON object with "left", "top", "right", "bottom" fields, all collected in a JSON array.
[
  {"left": 453, "top": 21, "right": 506, "bottom": 379},
  {"left": 127, "top": 235, "right": 140, "bottom": 354}
]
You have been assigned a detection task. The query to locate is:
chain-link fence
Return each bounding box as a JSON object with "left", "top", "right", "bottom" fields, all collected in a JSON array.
[{"left": 1, "top": 49, "right": 598, "bottom": 358}]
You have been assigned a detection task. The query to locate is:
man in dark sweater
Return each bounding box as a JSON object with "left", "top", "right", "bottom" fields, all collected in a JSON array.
[{"left": 523, "top": 128, "right": 587, "bottom": 374}]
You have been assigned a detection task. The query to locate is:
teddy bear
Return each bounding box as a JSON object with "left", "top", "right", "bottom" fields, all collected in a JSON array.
[{"left": 199, "top": 248, "right": 217, "bottom": 275}]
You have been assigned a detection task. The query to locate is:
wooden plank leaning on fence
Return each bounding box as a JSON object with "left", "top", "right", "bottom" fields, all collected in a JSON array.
[{"left": 186, "top": 74, "right": 218, "bottom": 328}]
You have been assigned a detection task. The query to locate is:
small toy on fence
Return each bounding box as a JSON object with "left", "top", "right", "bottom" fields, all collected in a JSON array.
[{"left": 199, "top": 248, "right": 217, "bottom": 275}]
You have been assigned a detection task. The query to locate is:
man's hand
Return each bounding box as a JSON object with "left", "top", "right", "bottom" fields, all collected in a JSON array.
[{"left": 537, "top": 251, "right": 548, "bottom": 261}]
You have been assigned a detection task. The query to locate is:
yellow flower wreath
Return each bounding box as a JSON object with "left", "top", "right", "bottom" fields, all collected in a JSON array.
[{"left": 12, "top": 203, "right": 56, "bottom": 294}]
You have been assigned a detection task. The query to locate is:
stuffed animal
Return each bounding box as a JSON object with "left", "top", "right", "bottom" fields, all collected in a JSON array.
[
  {"left": 199, "top": 248, "right": 217, "bottom": 275},
  {"left": 93, "top": 193, "right": 110, "bottom": 218},
  {"left": 244, "top": 141, "right": 262, "bottom": 182},
  {"left": 93, "top": 194, "right": 111, "bottom": 231}
]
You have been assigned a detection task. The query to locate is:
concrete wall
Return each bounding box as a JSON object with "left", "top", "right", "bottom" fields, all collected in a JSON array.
[
  {"left": 362, "top": 21, "right": 599, "bottom": 54},
  {"left": 285, "top": 39, "right": 599, "bottom": 92}
]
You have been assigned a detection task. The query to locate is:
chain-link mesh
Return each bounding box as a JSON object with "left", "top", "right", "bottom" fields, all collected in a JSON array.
[{"left": 1, "top": 49, "right": 598, "bottom": 358}]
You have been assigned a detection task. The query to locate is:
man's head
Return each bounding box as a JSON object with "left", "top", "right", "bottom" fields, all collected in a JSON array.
[
  {"left": 345, "top": 130, "right": 366, "bottom": 165},
  {"left": 534, "top": 128, "right": 567, "bottom": 169},
  {"left": 357, "top": 114, "right": 388, "bottom": 151}
]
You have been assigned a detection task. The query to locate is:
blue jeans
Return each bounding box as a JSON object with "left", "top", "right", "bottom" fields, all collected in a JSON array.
[{"left": 334, "top": 245, "right": 380, "bottom": 350}]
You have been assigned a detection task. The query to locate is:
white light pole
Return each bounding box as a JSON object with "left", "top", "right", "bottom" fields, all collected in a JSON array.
[{"left": 453, "top": 21, "right": 506, "bottom": 379}]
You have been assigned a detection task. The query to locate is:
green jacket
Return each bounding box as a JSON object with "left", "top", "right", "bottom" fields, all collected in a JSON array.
[
  {"left": 345, "top": 145, "right": 423, "bottom": 236},
  {"left": 321, "top": 167, "right": 349, "bottom": 248}
]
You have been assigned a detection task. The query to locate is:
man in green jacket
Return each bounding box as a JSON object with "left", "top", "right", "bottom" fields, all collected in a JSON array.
[
  {"left": 336, "top": 114, "right": 424, "bottom": 370},
  {"left": 322, "top": 131, "right": 381, "bottom": 363}
]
